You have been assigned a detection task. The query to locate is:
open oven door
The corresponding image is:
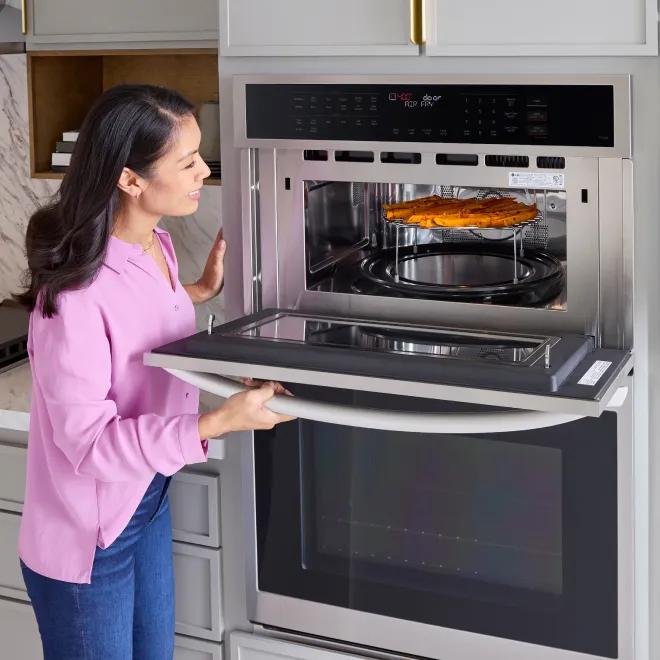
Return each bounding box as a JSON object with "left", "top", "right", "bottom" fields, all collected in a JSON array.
[{"left": 144, "top": 308, "right": 632, "bottom": 418}]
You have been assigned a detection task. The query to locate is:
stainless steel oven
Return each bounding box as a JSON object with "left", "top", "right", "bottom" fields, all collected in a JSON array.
[{"left": 146, "top": 75, "right": 636, "bottom": 660}]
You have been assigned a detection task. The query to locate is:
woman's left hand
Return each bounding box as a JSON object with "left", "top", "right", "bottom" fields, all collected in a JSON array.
[{"left": 187, "top": 230, "right": 226, "bottom": 304}]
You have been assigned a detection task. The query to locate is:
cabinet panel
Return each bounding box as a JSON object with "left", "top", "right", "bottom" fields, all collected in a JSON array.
[
  {"left": 28, "top": 0, "right": 218, "bottom": 46},
  {"left": 0, "top": 512, "right": 28, "bottom": 601},
  {"left": 171, "top": 471, "right": 221, "bottom": 548},
  {"left": 0, "top": 599, "right": 41, "bottom": 658},
  {"left": 232, "top": 632, "right": 369, "bottom": 660},
  {"left": 173, "top": 542, "right": 223, "bottom": 641},
  {"left": 221, "top": 0, "right": 419, "bottom": 56},
  {"left": 175, "top": 635, "right": 223, "bottom": 660},
  {"left": 0, "top": 443, "right": 26, "bottom": 513},
  {"left": 426, "top": 0, "right": 658, "bottom": 56}
]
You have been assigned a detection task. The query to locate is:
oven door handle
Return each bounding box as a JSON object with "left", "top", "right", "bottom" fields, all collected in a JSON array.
[{"left": 167, "top": 369, "right": 584, "bottom": 433}]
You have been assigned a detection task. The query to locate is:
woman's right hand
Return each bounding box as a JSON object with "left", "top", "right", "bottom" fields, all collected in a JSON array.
[{"left": 198, "top": 381, "right": 296, "bottom": 439}]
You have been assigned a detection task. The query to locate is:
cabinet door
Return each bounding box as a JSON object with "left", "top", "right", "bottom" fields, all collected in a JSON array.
[
  {"left": 425, "top": 0, "right": 658, "bottom": 56},
  {"left": 0, "top": 599, "right": 41, "bottom": 659},
  {"left": 27, "top": 0, "right": 218, "bottom": 48},
  {"left": 175, "top": 635, "right": 222, "bottom": 660},
  {"left": 231, "top": 632, "right": 369, "bottom": 660},
  {"left": 221, "top": 0, "right": 419, "bottom": 56}
]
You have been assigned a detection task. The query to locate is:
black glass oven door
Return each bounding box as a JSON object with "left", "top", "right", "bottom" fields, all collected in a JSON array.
[{"left": 254, "top": 384, "right": 618, "bottom": 658}]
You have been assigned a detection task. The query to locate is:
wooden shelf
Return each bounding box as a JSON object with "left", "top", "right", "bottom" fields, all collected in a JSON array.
[{"left": 28, "top": 49, "right": 220, "bottom": 179}]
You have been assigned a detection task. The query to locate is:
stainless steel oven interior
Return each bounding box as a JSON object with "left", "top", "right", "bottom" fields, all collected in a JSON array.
[{"left": 251, "top": 151, "right": 631, "bottom": 348}]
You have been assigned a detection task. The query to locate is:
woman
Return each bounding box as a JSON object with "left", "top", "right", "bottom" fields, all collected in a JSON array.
[{"left": 14, "top": 84, "right": 294, "bottom": 659}]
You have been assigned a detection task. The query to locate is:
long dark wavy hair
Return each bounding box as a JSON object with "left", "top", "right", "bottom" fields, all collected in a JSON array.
[{"left": 15, "top": 84, "right": 195, "bottom": 317}]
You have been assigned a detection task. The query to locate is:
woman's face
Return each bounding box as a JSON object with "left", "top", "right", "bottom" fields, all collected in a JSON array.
[{"left": 138, "top": 114, "right": 212, "bottom": 217}]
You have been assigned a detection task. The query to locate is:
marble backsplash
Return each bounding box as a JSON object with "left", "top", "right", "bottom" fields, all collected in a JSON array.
[
  {"left": 0, "top": 53, "right": 224, "bottom": 329},
  {"left": 0, "top": 54, "right": 59, "bottom": 303}
]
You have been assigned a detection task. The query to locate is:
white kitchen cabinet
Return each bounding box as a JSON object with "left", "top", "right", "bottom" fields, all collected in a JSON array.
[
  {"left": 174, "top": 541, "right": 223, "bottom": 642},
  {"left": 0, "top": 441, "right": 27, "bottom": 513},
  {"left": 425, "top": 0, "right": 658, "bottom": 56},
  {"left": 231, "top": 632, "right": 369, "bottom": 660},
  {"left": 171, "top": 471, "right": 221, "bottom": 548},
  {"left": 0, "top": 599, "right": 41, "bottom": 658},
  {"left": 175, "top": 635, "right": 223, "bottom": 660},
  {"left": 220, "top": 0, "right": 419, "bottom": 56},
  {"left": 26, "top": 0, "right": 218, "bottom": 50},
  {"left": 0, "top": 512, "right": 28, "bottom": 602}
]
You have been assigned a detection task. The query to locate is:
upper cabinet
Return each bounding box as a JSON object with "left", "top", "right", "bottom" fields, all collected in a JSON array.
[
  {"left": 426, "top": 0, "right": 658, "bottom": 56},
  {"left": 221, "top": 0, "right": 658, "bottom": 57},
  {"left": 26, "top": 0, "right": 219, "bottom": 50},
  {"left": 220, "top": 0, "right": 420, "bottom": 56}
]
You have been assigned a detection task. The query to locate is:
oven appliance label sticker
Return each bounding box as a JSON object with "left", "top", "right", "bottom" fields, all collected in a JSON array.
[
  {"left": 577, "top": 360, "right": 612, "bottom": 386},
  {"left": 508, "top": 172, "right": 565, "bottom": 189}
]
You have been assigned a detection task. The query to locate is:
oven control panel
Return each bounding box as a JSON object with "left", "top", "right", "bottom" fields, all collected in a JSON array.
[{"left": 245, "top": 84, "right": 614, "bottom": 147}]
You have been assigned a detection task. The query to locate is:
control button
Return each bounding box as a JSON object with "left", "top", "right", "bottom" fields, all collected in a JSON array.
[
  {"left": 503, "top": 125, "right": 520, "bottom": 134},
  {"left": 463, "top": 129, "right": 472, "bottom": 137},
  {"left": 489, "top": 129, "right": 498, "bottom": 138},
  {"left": 323, "top": 95, "right": 333, "bottom": 103},
  {"left": 369, "top": 119, "right": 379, "bottom": 127},
  {"left": 503, "top": 111, "right": 519, "bottom": 120},
  {"left": 309, "top": 104, "right": 319, "bottom": 112},
  {"left": 309, "top": 119, "right": 318, "bottom": 126},
  {"left": 476, "top": 129, "right": 484, "bottom": 137},
  {"left": 369, "top": 95, "right": 378, "bottom": 103},
  {"left": 292, "top": 103, "right": 305, "bottom": 112},
  {"left": 504, "top": 96, "right": 518, "bottom": 108},
  {"left": 309, "top": 95, "right": 318, "bottom": 103},
  {"left": 392, "top": 128, "right": 401, "bottom": 136},
  {"left": 324, "top": 104, "right": 333, "bottom": 112},
  {"left": 527, "top": 95, "right": 548, "bottom": 107},
  {"left": 526, "top": 110, "right": 548, "bottom": 122},
  {"left": 421, "top": 128, "right": 432, "bottom": 136},
  {"left": 323, "top": 119, "right": 334, "bottom": 128},
  {"left": 369, "top": 104, "right": 378, "bottom": 112},
  {"left": 527, "top": 124, "right": 548, "bottom": 137},
  {"left": 407, "top": 128, "right": 416, "bottom": 136},
  {"left": 294, "top": 118, "right": 304, "bottom": 125},
  {"left": 338, "top": 96, "right": 349, "bottom": 104},
  {"left": 339, "top": 104, "right": 349, "bottom": 112},
  {"left": 354, "top": 119, "right": 364, "bottom": 127},
  {"left": 292, "top": 96, "right": 305, "bottom": 103},
  {"left": 354, "top": 105, "right": 365, "bottom": 112},
  {"left": 309, "top": 126, "right": 319, "bottom": 134}
]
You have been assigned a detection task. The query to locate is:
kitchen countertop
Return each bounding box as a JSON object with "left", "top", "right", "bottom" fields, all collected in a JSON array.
[{"left": 0, "top": 361, "right": 225, "bottom": 458}]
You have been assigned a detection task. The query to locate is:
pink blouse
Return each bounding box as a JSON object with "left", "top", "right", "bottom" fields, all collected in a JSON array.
[{"left": 19, "top": 226, "right": 208, "bottom": 584}]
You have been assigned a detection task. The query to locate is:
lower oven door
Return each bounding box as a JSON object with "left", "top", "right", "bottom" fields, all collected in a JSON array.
[{"left": 244, "top": 383, "right": 633, "bottom": 660}]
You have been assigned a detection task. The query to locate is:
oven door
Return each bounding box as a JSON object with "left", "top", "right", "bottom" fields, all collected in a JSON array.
[{"left": 245, "top": 382, "right": 633, "bottom": 660}]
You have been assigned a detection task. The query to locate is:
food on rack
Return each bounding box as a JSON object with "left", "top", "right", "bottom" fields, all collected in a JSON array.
[{"left": 382, "top": 196, "right": 538, "bottom": 229}]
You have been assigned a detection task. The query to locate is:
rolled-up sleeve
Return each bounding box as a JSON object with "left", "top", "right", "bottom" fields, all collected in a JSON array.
[{"left": 31, "top": 292, "right": 207, "bottom": 481}]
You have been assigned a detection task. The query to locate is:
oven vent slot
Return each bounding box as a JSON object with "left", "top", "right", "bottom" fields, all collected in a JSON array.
[
  {"left": 537, "top": 156, "right": 566, "bottom": 169},
  {"left": 436, "top": 153, "right": 479, "bottom": 166},
  {"left": 485, "top": 155, "right": 529, "bottom": 168},
  {"left": 304, "top": 150, "right": 328, "bottom": 161},
  {"left": 380, "top": 152, "right": 421, "bottom": 165},
  {"left": 335, "top": 150, "right": 374, "bottom": 163}
]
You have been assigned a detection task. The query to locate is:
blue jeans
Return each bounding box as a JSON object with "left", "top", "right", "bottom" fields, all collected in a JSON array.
[{"left": 21, "top": 473, "right": 174, "bottom": 660}]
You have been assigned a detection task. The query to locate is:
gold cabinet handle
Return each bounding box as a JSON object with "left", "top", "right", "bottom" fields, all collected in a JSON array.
[
  {"left": 409, "top": 0, "right": 425, "bottom": 45},
  {"left": 21, "top": 0, "right": 27, "bottom": 35}
]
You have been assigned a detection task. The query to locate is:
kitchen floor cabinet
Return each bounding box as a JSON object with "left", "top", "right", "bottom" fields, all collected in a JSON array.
[
  {"left": 231, "top": 632, "right": 368, "bottom": 660},
  {"left": 26, "top": 0, "right": 218, "bottom": 50},
  {"left": 221, "top": 0, "right": 657, "bottom": 56}
]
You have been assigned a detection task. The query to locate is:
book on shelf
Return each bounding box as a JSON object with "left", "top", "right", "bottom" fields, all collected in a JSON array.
[
  {"left": 62, "top": 130, "right": 79, "bottom": 142},
  {"left": 51, "top": 152, "right": 71, "bottom": 167},
  {"left": 55, "top": 141, "right": 76, "bottom": 154}
]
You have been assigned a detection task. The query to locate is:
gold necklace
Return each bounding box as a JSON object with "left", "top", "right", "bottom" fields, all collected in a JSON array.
[{"left": 141, "top": 237, "right": 155, "bottom": 254}]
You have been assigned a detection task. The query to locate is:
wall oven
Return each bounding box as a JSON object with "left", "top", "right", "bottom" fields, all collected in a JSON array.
[{"left": 146, "top": 75, "right": 636, "bottom": 660}]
